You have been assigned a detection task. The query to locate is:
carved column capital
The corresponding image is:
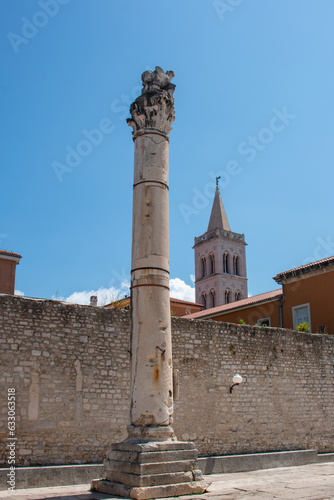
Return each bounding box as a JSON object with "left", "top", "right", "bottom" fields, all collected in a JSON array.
[{"left": 127, "top": 66, "right": 175, "bottom": 138}]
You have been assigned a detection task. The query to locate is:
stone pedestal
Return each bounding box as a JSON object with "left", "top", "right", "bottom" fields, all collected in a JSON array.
[
  {"left": 92, "top": 439, "right": 207, "bottom": 499},
  {"left": 92, "top": 67, "right": 209, "bottom": 499}
]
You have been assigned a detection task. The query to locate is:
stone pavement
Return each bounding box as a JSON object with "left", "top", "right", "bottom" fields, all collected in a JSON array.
[{"left": 1, "top": 462, "right": 333, "bottom": 500}]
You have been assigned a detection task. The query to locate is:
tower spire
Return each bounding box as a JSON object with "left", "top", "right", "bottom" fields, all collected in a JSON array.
[{"left": 207, "top": 185, "right": 231, "bottom": 232}]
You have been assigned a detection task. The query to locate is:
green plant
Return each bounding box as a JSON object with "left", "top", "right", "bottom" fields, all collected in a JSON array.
[
  {"left": 296, "top": 321, "right": 310, "bottom": 332},
  {"left": 239, "top": 319, "right": 246, "bottom": 325},
  {"left": 229, "top": 344, "right": 236, "bottom": 355}
]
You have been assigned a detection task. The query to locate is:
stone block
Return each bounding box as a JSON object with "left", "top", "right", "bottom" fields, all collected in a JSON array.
[
  {"left": 317, "top": 453, "right": 334, "bottom": 463},
  {"left": 198, "top": 449, "right": 319, "bottom": 474},
  {"left": 111, "top": 440, "right": 195, "bottom": 453},
  {"left": 106, "top": 470, "right": 194, "bottom": 487},
  {"left": 107, "top": 449, "right": 197, "bottom": 463},
  {"left": 91, "top": 479, "right": 209, "bottom": 500},
  {"left": 104, "top": 458, "right": 197, "bottom": 475},
  {"left": 0, "top": 464, "right": 104, "bottom": 490},
  {"left": 260, "top": 449, "right": 318, "bottom": 468},
  {"left": 223, "top": 454, "right": 263, "bottom": 473}
]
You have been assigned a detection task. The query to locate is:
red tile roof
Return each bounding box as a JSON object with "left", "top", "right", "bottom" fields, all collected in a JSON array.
[
  {"left": 273, "top": 255, "right": 334, "bottom": 282},
  {"left": 170, "top": 297, "right": 202, "bottom": 307},
  {"left": 184, "top": 289, "right": 282, "bottom": 320},
  {"left": 0, "top": 249, "right": 22, "bottom": 259}
]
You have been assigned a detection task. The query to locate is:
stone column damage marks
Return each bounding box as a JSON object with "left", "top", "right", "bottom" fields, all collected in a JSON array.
[{"left": 92, "top": 66, "right": 209, "bottom": 499}]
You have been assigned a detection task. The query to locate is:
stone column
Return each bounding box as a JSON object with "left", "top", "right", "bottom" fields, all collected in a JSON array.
[
  {"left": 128, "top": 66, "right": 174, "bottom": 439},
  {"left": 92, "top": 67, "right": 208, "bottom": 500}
]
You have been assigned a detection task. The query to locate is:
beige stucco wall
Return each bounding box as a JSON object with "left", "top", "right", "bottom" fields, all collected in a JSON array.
[{"left": 1, "top": 294, "right": 333, "bottom": 466}]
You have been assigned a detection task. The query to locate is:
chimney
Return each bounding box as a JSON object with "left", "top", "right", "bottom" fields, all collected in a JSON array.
[{"left": 90, "top": 295, "right": 98, "bottom": 306}]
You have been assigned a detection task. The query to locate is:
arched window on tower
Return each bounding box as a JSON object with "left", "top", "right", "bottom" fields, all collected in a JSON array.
[
  {"left": 235, "top": 291, "right": 241, "bottom": 301},
  {"left": 225, "top": 289, "right": 231, "bottom": 304},
  {"left": 233, "top": 255, "right": 240, "bottom": 276},
  {"left": 209, "top": 254, "right": 215, "bottom": 275},
  {"left": 210, "top": 289, "right": 215, "bottom": 308},
  {"left": 223, "top": 252, "right": 229, "bottom": 274},
  {"left": 201, "top": 257, "right": 207, "bottom": 278},
  {"left": 201, "top": 293, "right": 207, "bottom": 309}
]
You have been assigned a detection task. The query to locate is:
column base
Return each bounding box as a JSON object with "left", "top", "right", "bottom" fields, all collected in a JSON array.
[
  {"left": 126, "top": 424, "right": 176, "bottom": 442},
  {"left": 91, "top": 438, "right": 210, "bottom": 500},
  {"left": 92, "top": 478, "right": 209, "bottom": 500}
]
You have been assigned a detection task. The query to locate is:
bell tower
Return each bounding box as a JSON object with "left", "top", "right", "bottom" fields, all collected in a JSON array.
[{"left": 193, "top": 181, "right": 247, "bottom": 309}]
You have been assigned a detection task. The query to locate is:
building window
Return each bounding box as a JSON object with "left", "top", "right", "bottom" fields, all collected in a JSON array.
[
  {"left": 233, "top": 255, "right": 240, "bottom": 275},
  {"left": 201, "top": 257, "right": 207, "bottom": 278},
  {"left": 292, "top": 303, "right": 311, "bottom": 331},
  {"left": 209, "top": 254, "right": 215, "bottom": 275},
  {"left": 223, "top": 252, "right": 229, "bottom": 273},
  {"left": 235, "top": 291, "right": 241, "bottom": 301},
  {"left": 210, "top": 290, "right": 215, "bottom": 308},
  {"left": 201, "top": 293, "right": 207, "bottom": 309},
  {"left": 257, "top": 317, "right": 270, "bottom": 327},
  {"left": 225, "top": 289, "right": 231, "bottom": 304}
]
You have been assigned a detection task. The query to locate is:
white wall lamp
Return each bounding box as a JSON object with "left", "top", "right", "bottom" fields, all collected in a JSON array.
[{"left": 230, "top": 374, "right": 243, "bottom": 394}]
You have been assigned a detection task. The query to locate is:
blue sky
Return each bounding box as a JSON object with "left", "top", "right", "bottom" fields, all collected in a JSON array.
[{"left": 1, "top": 0, "right": 334, "bottom": 304}]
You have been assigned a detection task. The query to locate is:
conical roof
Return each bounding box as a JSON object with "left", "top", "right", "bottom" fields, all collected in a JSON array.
[{"left": 207, "top": 187, "right": 230, "bottom": 232}]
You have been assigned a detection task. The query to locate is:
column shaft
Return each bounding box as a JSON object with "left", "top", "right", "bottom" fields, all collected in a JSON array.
[{"left": 130, "top": 133, "right": 173, "bottom": 427}]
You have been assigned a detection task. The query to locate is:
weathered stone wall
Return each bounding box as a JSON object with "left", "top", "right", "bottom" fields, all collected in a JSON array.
[
  {"left": 0, "top": 295, "right": 130, "bottom": 466},
  {"left": 1, "top": 294, "right": 333, "bottom": 466},
  {"left": 172, "top": 318, "right": 334, "bottom": 456}
]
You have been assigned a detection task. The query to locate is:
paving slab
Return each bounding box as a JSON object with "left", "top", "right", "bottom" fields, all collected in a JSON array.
[{"left": 1, "top": 462, "right": 334, "bottom": 500}]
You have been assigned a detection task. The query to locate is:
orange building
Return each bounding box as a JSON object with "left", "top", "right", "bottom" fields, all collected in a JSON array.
[
  {"left": 185, "top": 289, "right": 282, "bottom": 326},
  {"left": 273, "top": 256, "right": 334, "bottom": 333},
  {"left": 104, "top": 296, "right": 202, "bottom": 317},
  {"left": 169, "top": 298, "right": 203, "bottom": 317},
  {"left": 0, "top": 250, "right": 22, "bottom": 294},
  {"left": 185, "top": 256, "right": 334, "bottom": 334}
]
